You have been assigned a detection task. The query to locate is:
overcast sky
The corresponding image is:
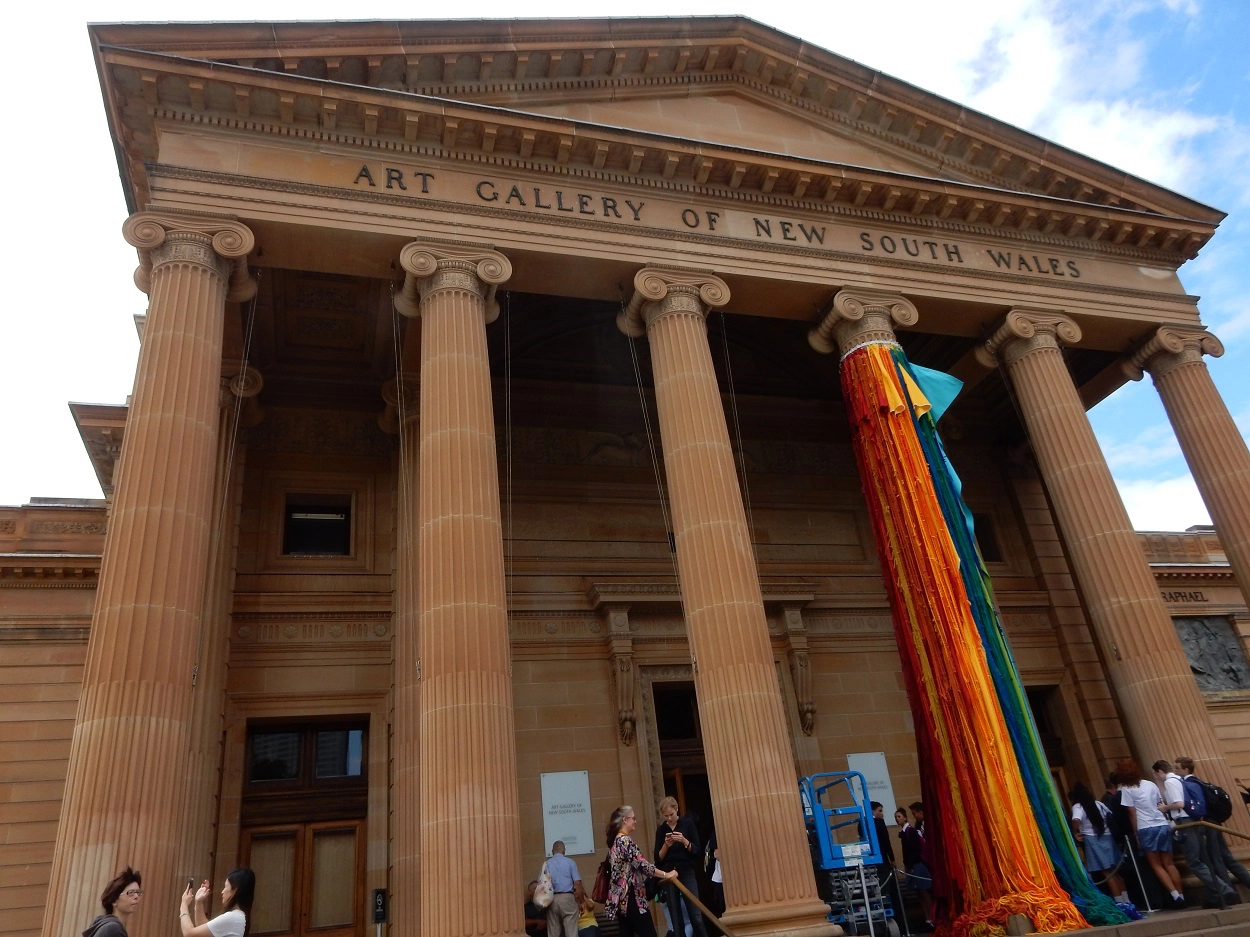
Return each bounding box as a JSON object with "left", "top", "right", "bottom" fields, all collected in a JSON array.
[{"left": 2, "top": 0, "right": 1246, "bottom": 532}]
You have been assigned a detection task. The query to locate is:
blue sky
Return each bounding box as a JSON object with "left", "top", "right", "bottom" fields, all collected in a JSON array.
[{"left": 1, "top": 0, "right": 1246, "bottom": 532}]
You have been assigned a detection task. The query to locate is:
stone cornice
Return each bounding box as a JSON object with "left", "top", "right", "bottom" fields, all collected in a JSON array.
[
  {"left": 91, "top": 17, "right": 1222, "bottom": 226},
  {"left": 0, "top": 554, "right": 101, "bottom": 587},
  {"left": 96, "top": 43, "right": 1216, "bottom": 262}
]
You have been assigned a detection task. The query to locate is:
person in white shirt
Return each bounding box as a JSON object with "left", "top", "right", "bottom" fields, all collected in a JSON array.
[
  {"left": 1118, "top": 758, "right": 1185, "bottom": 907},
  {"left": 1154, "top": 759, "right": 1235, "bottom": 908},
  {"left": 179, "top": 868, "right": 255, "bottom": 937},
  {"left": 1068, "top": 782, "right": 1127, "bottom": 904}
]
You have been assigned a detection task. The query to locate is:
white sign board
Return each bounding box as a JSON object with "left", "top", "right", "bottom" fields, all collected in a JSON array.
[
  {"left": 541, "top": 770, "right": 595, "bottom": 856},
  {"left": 847, "top": 751, "right": 898, "bottom": 825}
]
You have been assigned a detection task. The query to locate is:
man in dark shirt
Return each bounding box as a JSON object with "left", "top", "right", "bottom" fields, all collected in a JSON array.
[{"left": 524, "top": 880, "right": 548, "bottom": 937}]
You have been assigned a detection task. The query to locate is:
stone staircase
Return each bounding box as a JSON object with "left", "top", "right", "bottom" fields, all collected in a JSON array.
[{"left": 1078, "top": 904, "right": 1250, "bottom": 936}]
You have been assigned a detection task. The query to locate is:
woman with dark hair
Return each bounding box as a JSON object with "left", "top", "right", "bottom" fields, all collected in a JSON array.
[
  {"left": 83, "top": 867, "right": 143, "bottom": 937},
  {"left": 604, "top": 806, "right": 677, "bottom": 937},
  {"left": 1117, "top": 758, "right": 1185, "bottom": 907},
  {"left": 1069, "top": 781, "right": 1127, "bottom": 903},
  {"left": 179, "top": 868, "right": 256, "bottom": 937}
]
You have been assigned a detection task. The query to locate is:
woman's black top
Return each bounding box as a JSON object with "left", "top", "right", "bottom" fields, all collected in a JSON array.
[{"left": 653, "top": 815, "right": 702, "bottom": 872}]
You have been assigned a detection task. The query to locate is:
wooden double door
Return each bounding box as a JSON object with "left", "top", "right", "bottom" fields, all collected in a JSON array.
[
  {"left": 241, "top": 721, "right": 368, "bottom": 937},
  {"left": 242, "top": 820, "right": 365, "bottom": 937}
]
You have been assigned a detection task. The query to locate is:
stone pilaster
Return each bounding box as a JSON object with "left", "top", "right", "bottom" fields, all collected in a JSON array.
[
  {"left": 386, "top": 375, "right": 422, "bottom": 935},
  {"left": 1127, "top": 326, "right": 1250, "bottom": 625},
  {"left": 619, "top": 266, "right": 836, "bottom": 937},
  {"left": 179, "top": 367, "right": 262, "bottom": 883},
  {"left": 979, "top": 310, "right": 1243, "bottom": 827},
  {"left": 42, "top": 212, "right": 255, "bottom": 937},
  {"left": 395, "top": 242, "right": 522, "bottom": 937}
]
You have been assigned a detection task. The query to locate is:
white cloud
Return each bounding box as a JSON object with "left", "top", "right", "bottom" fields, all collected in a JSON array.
[{"left": 1118, "top": 476, "right": 1211, "bottom": 530}]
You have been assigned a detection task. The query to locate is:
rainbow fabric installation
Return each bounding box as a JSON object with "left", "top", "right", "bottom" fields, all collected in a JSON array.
[{"left": 838, "top": 337, "right": 1127, "bottom": 935}]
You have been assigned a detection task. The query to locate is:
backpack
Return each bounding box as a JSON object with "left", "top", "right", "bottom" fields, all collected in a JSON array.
[
  {"left": 1196, "top": 779, "right": 1234, "bottom": 824},
  {"left": 1180, "top": 776, "right": 1207, "bottom": 820}
]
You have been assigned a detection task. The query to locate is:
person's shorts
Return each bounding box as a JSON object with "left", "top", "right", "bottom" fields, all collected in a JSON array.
[
  {"left": 905, "top": 862, "right": 932, "bottom": 890},
  {"left": 1138, "top": 824, "right": 1173, "bottom": 853},
  {"left": 1082, "top": 832, "right": 1121, "bottom": 871}
]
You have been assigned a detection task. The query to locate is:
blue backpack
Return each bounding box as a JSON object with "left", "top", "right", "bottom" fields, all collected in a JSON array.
[{"left": 1181, "top": 776, "right": 1208, "bottom": 820}]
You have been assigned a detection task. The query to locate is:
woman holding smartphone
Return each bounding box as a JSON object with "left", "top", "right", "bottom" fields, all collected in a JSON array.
[
  {"left": 653, "top": 797, "right": 708, "bottom": 937},
  {"left": 178, "top": 868, "right": 256, "bottom": 937}
]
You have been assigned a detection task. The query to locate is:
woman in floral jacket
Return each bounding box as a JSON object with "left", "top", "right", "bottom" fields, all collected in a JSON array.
[{"left": 604, "top": 805, "right": 677, "bottom": 937}]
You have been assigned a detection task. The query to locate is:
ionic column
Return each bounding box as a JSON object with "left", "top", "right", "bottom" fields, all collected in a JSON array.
[
  {"left": 180, "top": 367, "right": 263, "bottom": 882},
  {"left": 394, "top": 243, "right": 522, "bottom": 937},
  {"left": 978, "top": 309, "right": 1242, "bottom": 821},
  {"left": 618, "top": 267, "right": 835, "bottom": 937},
  {"left": 1126, "top": 326, "right": 1250, "bottom": 613},
  {"left": 42, "top": 212, "right": 255, "bottom": 937},
  {"left": 384, "top": 376, "right": 422, "bottom": 934}
]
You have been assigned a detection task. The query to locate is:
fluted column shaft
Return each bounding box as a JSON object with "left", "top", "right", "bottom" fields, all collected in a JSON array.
[
  {"left": 390, "top": 377, "right": 422, "bottom": 936},
  {"left": 396, "top": 243, "right": 522, "bottom": 937},
  {"left": 620, "top": 268, "right": 834, "bottom": 937},
  {"left": 982, "top": 310, "right": 1243, "bottom": 829},
  {"left": 178, "top": 374, "right": 257, "bottom": 883},
  {"left": 42, "top": 213, "right": 255, "bottom": 937},
  {"left": 1131, "top": 328, "right": 1250, "bottom": 620}
]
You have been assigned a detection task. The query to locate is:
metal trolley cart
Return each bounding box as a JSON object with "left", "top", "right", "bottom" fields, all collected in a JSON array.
[{"left": 801, "top": 772, "right": 902, "bottom": 937}]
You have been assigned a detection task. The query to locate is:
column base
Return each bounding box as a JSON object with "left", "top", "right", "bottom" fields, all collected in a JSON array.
[{"left": 720, "top": 898, "right": 842, "bottom": 937}]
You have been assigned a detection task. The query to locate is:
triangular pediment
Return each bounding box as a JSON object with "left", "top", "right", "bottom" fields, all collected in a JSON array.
[
  {"left": 90, "top": 16, "right": 1224, "bottom": 260},
  {"left": 515, "top": 88, "right": 962, "bottom": 180}
]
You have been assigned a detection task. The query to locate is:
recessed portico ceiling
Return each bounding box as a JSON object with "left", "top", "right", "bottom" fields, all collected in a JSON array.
[{"left": 90, "top": 16, "right": 1224, "bottom": 262}]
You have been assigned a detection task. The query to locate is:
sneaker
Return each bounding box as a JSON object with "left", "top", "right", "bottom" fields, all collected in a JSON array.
[{"left": 1171, "top": 895, "right": 1187, "bottom": 909}]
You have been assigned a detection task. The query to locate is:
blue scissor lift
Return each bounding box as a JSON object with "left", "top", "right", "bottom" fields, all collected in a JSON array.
[{"left": 800, "top": 772, "right": 902, "bottom": 937}]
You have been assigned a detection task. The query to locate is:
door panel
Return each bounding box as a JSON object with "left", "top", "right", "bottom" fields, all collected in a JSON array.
[
  {"left": 308, "top": 823, "right": 360, "bottom": 932},
  {"left": 243, "top": 827, "right": 301, "bottom": 937},
  {"left": 242, "top": 820, "right": 364, "bottom": 937}
]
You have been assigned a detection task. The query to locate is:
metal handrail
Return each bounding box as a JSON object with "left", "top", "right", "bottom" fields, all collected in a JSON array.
[
  {"left": 1172, "top": 819, "right": 1250, "bottom": 843},
  {"left": 670, "top": 876, "right": 739, "bottom": 937}
]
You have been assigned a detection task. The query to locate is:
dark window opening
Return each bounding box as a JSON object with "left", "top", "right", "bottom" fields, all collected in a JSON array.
[
  {"left": 283, "top": 493, "right": 352, "bottom": 556},
  {"left": 972, "top": 512, "right": 1003, "bottom": 562},
  {"left": 243, "top": 718, "right": 369, "bottom": 825},
  {"left": 250, "top": 731, "right": 301, "bottom": 781},
  {"left": 315, "top": 729, "right": 364, "bottom": 778},
  {"left": 654, "top": 680, "right": 702, "bottom": 743}
]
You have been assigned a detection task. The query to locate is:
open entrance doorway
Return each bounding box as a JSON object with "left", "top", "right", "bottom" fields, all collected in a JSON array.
[
  {"left": 239, "top": 719, "right": 368, "bottom": 937},
  {"left": 652, "top": 681, "right": 720, "bottom": 926}
]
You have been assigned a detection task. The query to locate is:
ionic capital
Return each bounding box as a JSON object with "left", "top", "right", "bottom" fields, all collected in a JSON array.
[
  {"left": 616, "top": 265, "right": 730, "bottom": 337},
  {"left": 123, "top": 211, "right": 257, "bottom": 302},
  {"left": 393, "top": 241, "right": 512, "bottom": 323},
  {"left": 976, "top": 308, "right": 1082, "bottom": 368},
  {"left": 378, "top": 375, "right": 421, "bottom": 434},
  {"left": 808, "top": 287, "right": 918, "bottom": 357},
  {"left": 219, "top": 365, "right": 265, "bottom": 425},
  {"left": 1122, "top": 325, "right": 1225, "bottom": 381},
  {"left": 227, "top": 366, "right": 264, "bottom": 399}
]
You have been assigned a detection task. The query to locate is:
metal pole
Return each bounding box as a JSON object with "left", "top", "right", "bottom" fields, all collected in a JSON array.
[
  {"left": 1123, "top": 842, "right": 1154, "bottom": 913},
  {"left": 858, "top": 862, "right": 875, "bottom": 937}
]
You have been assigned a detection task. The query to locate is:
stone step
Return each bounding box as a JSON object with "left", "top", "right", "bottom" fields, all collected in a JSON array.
[{"left": 1076, "top": 904, "right": 1250, "bottom": 937}]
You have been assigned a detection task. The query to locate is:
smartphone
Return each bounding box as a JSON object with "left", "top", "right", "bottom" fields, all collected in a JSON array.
[{"left": 188, "top": 878, "right": 194, "bottom": 891}]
